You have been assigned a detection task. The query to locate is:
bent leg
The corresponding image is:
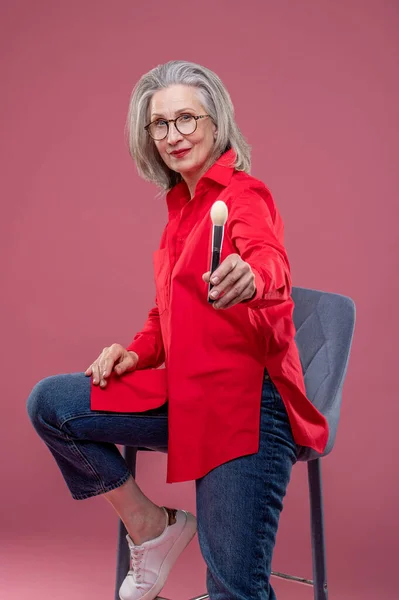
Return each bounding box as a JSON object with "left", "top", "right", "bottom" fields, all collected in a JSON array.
[{"left": 26, "top": 372, "right": 168, "bottom": 500}]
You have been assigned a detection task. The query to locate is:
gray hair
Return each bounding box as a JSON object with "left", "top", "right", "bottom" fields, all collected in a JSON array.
[{"left": 125, "top": 60, "right": 251, "bottom": 193}]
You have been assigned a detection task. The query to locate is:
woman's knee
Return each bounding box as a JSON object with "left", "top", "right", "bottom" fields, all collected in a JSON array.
[
  {"left": 26, "top": 375, "right": 62, "bottom": 431},
  {"left": 26, "top": 373, "right": 89, "bottom": 432}
]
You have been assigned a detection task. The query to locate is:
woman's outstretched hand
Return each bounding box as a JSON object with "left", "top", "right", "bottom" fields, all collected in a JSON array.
[
  {"left": 202, "top": 253, "right": 257, "bottom": 309},
  {"left": 85, "top": 344, "right": 139, "bottom": 388}
]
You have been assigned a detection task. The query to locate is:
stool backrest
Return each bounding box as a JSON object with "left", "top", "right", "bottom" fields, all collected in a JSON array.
[{"left": 291, "top": 287, "right": 356, "bottom": 460}]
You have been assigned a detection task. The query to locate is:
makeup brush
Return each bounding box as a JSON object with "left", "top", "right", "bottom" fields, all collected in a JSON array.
[{"left": 208, "top": 200, "right": 228, "bottom": 303}]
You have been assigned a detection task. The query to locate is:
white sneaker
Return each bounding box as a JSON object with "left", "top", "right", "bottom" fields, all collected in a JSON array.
[{"left": 119, "top": 507, "right": 197, "bottom": 600}]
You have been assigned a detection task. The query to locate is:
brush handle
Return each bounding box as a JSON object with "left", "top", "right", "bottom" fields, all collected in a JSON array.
[{"left": 208, "top": 225, "right": 224, "bottom": 303}]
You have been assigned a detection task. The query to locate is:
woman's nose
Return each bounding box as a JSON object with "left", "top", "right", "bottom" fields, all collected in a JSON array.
[{"left": 166, "top": 122, "right": 183, "bottom": 144}]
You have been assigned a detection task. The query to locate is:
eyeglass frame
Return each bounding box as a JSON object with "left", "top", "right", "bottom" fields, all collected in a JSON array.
[{"left": 144, "top": 114, "right": 211, "bottom": 140}]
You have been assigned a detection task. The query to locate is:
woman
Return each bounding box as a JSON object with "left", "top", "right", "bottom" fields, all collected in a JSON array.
[{"left": 27, "top": 60, "right": 328, "bottom": 600}]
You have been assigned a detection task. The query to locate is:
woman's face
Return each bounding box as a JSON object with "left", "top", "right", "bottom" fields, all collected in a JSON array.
[{"left": 149, "top": 84, "right": 217, "bottom": 180}]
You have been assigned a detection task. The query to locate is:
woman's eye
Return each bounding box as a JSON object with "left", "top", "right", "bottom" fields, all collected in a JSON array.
[
  {"left": 180, "top": 114, "right": 192, "bottom": 121},
  {"left": 155, "top": 119, "right": 167, "bottom": 127}
]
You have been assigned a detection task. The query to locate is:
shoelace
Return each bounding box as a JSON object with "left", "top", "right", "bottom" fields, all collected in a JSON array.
[{"left": 129, "top": 546, "right": 145, "bottom": 586}]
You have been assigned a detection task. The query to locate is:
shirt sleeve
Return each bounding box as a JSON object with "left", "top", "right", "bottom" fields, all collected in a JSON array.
[
  {"left": 126, "top": 297, "right": 166, "bottom": 369},
  {"left": 227, "top": 186, "right": 292, "bottom": 309}
]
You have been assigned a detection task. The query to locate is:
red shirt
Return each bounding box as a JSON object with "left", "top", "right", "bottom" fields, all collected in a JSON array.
[{"left": 91, "top": 149, "right": 328, "bottom": 483}]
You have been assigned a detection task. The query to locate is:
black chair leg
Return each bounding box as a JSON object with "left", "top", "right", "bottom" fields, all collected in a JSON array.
[
  {"left": 308, "top": 458, "right": 328, "bottom": 600},
  {"left": 114, "top": 447, "right": 138, "bottom": 600}
]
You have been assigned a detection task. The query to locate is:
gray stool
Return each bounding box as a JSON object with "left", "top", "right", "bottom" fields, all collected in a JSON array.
[{"left": 115, "top": 286, "right": 356, "bottom": 600}]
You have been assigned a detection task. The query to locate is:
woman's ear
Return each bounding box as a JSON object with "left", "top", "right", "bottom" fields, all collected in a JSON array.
[{"left": 211, "top": 120, "right": 218, "bottom": 139}]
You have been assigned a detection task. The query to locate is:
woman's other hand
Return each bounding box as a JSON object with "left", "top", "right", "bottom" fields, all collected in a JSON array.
[
  {"left": 202, "top": 253, "right": 257, "bottom": 309},
  {"left": 85, "top": 344, "right": 139, "bottom": 388}
]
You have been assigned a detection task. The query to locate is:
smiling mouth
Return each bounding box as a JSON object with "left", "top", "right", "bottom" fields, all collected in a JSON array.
[{"left": 171, "top": 148, "right": 191, "bottom": 157}]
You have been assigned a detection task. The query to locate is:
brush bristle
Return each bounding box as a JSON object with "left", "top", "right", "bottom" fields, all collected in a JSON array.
[{"left": 210, "top": 201, "right": 228, "bottom": 226}]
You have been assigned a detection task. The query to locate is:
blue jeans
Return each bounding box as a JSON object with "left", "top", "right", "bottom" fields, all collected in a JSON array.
[{"left": 26, "top": 369, "right": 297, "bottom": 600}]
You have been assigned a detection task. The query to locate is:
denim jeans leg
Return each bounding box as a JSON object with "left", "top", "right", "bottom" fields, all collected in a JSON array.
[
  {"left": 26, "top": 372, "right": 169, "bottom": 500},
  {"left": 195, "top": 373, "right": 298, "bottom": 600}
]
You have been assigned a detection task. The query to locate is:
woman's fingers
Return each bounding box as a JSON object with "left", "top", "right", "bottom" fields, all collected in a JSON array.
[
  {"left": 213, "top": 272, "right": 254, "bottom": 309},
  {"left": 90, "top": 347, "right": 112, "bottom": 386},
  {"left": 99, "top": 347, "right": 114, "bottom": 379},
  {"left": 114, "top": 356, "right": 129, "bottom": 375},
  {"left": 115, "top": 351, "right": 138, "bottom": 375},
  {"left": 207, "top": 257, "right": 244, "bottom": 300},
  {"left": 207, "top": 254, "right": 240, "bottom": 290},
  {"left": 98, "top": 345, "right": 120, "bottom": 386},
  {"left": 86, "top": 346, "right": 137, "bottom": 388},
  {"left": 91, "top": 360, "right": 102, "bottom": 385}
]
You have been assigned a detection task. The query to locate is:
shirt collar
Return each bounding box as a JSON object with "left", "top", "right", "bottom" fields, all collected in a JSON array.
[
  {"left": 166, "top": 148, "right": 236, "bottom": 211},
  {"left": 202, "top": 147, "right": 236, "bottom": 187}
]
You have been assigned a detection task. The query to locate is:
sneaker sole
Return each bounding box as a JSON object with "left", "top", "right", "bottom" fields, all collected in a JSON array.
[{"left": 129, "top": 511, "right": 197, "bottom": 600}]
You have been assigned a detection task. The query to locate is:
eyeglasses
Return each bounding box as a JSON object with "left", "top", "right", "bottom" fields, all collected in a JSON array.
[{"left": 144, "top": 114, "right": 210, "bottom": 141}]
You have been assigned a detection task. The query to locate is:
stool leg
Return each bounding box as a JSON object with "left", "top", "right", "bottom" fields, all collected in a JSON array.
[
  {"left": 114, "top": 447, "right": 138, "bottom": 600},
  {"left": 308, "top": 458, "right": 328, "bottom": 600}
]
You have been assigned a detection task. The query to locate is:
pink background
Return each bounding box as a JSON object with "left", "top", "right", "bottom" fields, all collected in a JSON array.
[{"left": 1, "top": 0, "right": 398, "bottom": 598}]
